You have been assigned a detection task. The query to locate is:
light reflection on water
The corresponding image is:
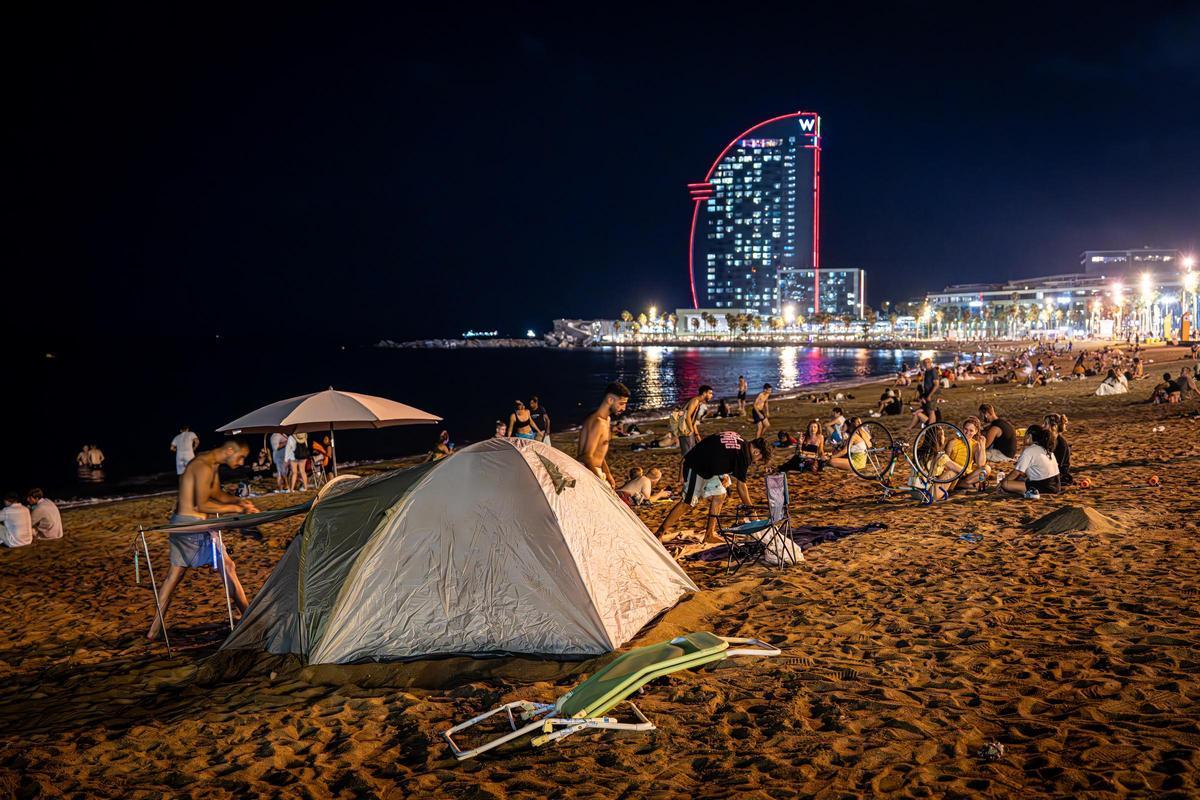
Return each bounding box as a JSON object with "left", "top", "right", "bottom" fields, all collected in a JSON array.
[{"left": 604, "top": 346, "right": 954, "bottom": 412}]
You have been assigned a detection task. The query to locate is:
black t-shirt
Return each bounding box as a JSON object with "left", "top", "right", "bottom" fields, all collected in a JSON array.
[
  {"left": 986, "top": 418, "right": 1017, "bottom": 457},
  {"left": 529, "top": 406, "right": 549, "bottom": 430},
  {"left": 683, "top": 432, "right": 753, "bottom": 481},
  {"left": 921, "top": 368, "right": 937, "bottom": 398}
]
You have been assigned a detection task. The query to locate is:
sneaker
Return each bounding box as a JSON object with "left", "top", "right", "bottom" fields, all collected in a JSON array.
[
  {"left": 870, "top": 411, "right": 881, "bottom": 417},
  {"left": 1024, "top": 488, "right": 1040, "bottom": 500}
]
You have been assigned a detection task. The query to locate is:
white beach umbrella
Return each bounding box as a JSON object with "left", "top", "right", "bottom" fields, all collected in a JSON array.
[{"left": 217, "top": 388, "right": 441, "bottom": 474}]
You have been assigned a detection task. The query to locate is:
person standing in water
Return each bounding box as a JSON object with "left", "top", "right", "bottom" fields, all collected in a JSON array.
[
  {"left": 147, "top": 441, "right": 258, "bottom": 641},
  {"left": 577, "top": 382, "right": 631, "bottom": 489},
  {"left": 170, "top": 425, "right": 199, "bottom": 476}
]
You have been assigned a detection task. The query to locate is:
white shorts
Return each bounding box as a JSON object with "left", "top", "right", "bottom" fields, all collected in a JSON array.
[
  {"left": 682, "top": 470, "right": 727, "bottom": 507},
  {"left": 985, "top": 448, "right": 1013, "bottom": 463}
]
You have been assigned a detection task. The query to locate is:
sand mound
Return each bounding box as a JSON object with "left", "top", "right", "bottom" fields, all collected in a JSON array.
[{"left": 1025, "top": 505, "right": 1119, "bottom": 534}]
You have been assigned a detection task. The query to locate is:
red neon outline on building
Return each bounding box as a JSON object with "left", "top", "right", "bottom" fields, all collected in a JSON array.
[
  {"left": 812, "top": 144, "right": 821, "bottom": 313},
  {"left": 689, "top": 111, "right": 821, "bottom": 310}
]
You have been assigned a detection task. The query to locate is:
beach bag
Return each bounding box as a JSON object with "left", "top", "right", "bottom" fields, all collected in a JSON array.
[{"left": 753, "top": 527, "right": 803, "bottom": 566}]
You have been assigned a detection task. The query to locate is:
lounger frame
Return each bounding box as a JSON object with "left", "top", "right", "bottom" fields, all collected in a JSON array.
[{"left": 442, "top": 636, "right": 780, "bottom": 760}]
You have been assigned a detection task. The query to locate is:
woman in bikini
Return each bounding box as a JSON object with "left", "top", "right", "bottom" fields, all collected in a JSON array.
[{"left": 507, "top": 400, "right": 542, "bottom": 440}]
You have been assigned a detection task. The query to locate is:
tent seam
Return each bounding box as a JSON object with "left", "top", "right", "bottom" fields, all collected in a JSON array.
[
  {"left": 508, "top": 439, "right": 613, "bottom": 649},
  {"left": 308, "top": 461, "right": 447, "bottom": 661}
]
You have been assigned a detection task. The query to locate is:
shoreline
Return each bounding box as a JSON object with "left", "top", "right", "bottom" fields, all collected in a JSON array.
[{"left": 52, "top": 348, "right": 988, "bottom": 508}]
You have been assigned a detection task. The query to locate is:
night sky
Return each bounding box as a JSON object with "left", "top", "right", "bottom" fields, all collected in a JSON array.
[{"left": 13, "top": 5, "right": 1199, "bottom": 342}]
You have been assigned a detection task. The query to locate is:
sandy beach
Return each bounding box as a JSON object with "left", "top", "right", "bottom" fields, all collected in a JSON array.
[{"left": 3, "top": 344, "right": 1199, "bottom": 799}]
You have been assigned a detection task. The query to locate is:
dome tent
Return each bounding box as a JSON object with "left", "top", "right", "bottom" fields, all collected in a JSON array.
[{"left": 222, "top": 438, "right": 697, "bottom": 664}]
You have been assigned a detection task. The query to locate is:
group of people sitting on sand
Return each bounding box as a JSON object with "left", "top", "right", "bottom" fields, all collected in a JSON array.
[
  {"left": 1, "top": 488, "right": 64, "bottom": 548},
  {"left": 767, "top": 397, "right": 1075, "bottom": 501},
  {"left": 1149, "top": 366, "right": 1200, "bottom": 404}
]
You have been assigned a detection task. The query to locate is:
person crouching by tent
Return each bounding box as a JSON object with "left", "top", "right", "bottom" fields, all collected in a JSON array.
[
  {"left": 147, "top": 441, "right": 259, "bottom": 641},
  {"left": 655, "top": 432, "right": 770, "bottom": 544}
]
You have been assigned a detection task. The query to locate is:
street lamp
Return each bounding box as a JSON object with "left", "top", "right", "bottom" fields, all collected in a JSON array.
[{"left": 1184, "top": 270, "right": 1198, "bottom": 338}]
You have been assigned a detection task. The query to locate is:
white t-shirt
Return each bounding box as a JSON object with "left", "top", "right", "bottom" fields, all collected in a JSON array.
[
  {"left": 270, "top": 433, "right": 288, "bottom": 453},
  {"left": 31, "top": 498, "right": 63, "bottom": 540},
  {"left": 1, "top": 504, "right": 33, "bottom": 548},
  {"left": 1015, "top": 444, "right": 1059, "bottom": 481},
  {"left": 285, "top": 435, "right": 298, "bottom": 462},
  {"left": 617, "top": 475, "right": 653, "bottom": 501},
  {"left": 171, "top": 431, "right": 198, "bottom": 462}
]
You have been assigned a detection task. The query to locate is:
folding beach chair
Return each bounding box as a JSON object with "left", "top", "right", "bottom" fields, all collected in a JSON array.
[
  {"left": 309, "top": 454, "right": 328, "bottom": 490},
  {"left": 443, "top": 631, "right": 780, "bottom": 760},
  {"left": 717, "top": 472, "right": 800, "bottom": 573}
]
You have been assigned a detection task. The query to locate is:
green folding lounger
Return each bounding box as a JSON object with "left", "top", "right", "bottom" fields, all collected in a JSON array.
[{"left": 443, "top": 631, "right": 780, "bottom": 760}]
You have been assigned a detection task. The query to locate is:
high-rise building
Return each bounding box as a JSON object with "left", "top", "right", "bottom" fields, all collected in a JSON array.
[
  {"left": 688, "top": 111, "right": 824, "bottom": 316},
  {"left": 781, "top": 268, "right": 865, "bottom": 319}
]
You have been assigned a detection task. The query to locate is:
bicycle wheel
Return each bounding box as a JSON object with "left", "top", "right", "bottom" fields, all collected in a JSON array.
[
  {"left": 912, "top": 422, "right": 970, "bottom": 485},
  {"left": 846, "top": 421, "right": 895, "bottom": 481}
]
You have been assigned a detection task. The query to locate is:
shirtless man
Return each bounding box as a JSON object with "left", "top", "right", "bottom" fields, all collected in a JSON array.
[
  {"left": 577, "top": 382, "right": 631, "bottom": 489},
  {"left": 679, "top": 385, "right": 714, "bottom": 457},
  {"left": 147, "top": 440, "right": 258, "bottom": 640},
  {"left": 736, "top": 376, "right": 748, "bottom": 415},
  {"left": 752, "top": 383, "right": 772, "bottom": 438}
]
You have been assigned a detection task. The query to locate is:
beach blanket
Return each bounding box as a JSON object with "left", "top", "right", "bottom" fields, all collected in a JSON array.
[{"left": 687, "top": 521, "right": 886, "bottom": 562}]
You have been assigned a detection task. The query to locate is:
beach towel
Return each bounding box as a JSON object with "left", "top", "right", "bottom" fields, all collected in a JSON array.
[{"left": 687, "top": 521, "right": 886, "bottom": 562}]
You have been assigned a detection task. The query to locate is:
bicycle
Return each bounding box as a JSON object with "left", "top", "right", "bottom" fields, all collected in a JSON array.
[{"left": 843, "top": 421, "right": 972, "bottom": 505}]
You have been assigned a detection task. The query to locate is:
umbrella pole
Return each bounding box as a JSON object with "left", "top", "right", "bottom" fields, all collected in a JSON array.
[{"left": 329, "top": 427, "right": 337, "bottom": 476}]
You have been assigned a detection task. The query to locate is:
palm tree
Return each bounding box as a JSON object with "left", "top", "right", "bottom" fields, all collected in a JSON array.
[
  {"left": 619, "top": 310, "right": 633, "bottom": 340},
  {"left": 689, "top": 317, "right": 701, "bottom": 336},
  {"left": 724, "top": 312, "right": 737, "bottom": 338},
  {"left": 704, "top": 312, "right": 717, "bottom": 336}
]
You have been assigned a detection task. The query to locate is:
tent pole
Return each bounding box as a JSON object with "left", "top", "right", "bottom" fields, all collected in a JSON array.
[
  {"left": 216, "top": 531, "right": 235, "bottom": 631},
  {"left": 141, "top": 528, "right": 172, "bottom": 656}
]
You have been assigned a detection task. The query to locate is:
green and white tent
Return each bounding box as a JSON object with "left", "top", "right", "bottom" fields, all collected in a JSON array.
[{"left": 222, "top": 438, "right": 697, "bottom": 664}]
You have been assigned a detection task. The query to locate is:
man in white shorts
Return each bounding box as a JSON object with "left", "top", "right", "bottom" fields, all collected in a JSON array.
[{"left": 656, "top": 431, "right": 770, "bottom": 543}]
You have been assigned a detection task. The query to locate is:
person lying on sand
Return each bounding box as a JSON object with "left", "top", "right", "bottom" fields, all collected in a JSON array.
[
  {"left": 617, "top": 467, "right": 671, "bottom": 505},
  {"left": 147, "top": 441, "right": 259, "bottom": 641},
  {"left": 655, "top": 432, "right": 769, "bottom": 543},
  {"left": 995, "top": 424, "right": 1060, "bottom": 499}
]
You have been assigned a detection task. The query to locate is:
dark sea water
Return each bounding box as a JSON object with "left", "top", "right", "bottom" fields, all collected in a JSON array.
[{"left": 11, "top": 338, "right": 958, "bottom": 502}]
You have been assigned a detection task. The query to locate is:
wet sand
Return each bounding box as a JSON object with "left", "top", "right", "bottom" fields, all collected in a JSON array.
[{"left": 2, "top": 344, "right": 1199, "bottom": 798}]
